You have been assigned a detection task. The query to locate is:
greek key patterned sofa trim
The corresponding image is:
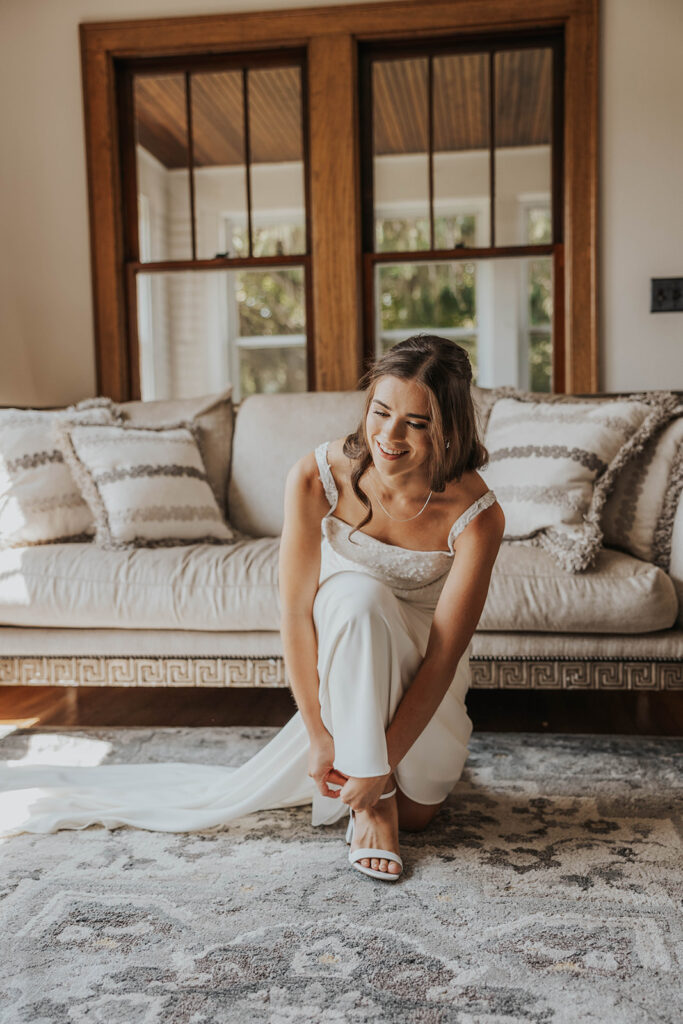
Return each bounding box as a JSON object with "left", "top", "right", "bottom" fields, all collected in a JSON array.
[{"left": 1, "top": 655, "right": 681, "bottom": 690}]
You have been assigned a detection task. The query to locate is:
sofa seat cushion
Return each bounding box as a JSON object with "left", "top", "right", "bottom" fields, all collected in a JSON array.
[
  {"left": 1, "top": 622, "right": 679, "bottom": 671},
  {"left": 480, "top": 543, "right": 678, "bottom": 634},
  {"left": 0, "top": 626, "right": 680, "bottom": 669},
  {"left": 0, "top": 626, "right": 283, "bottom": 658},
  {"left": 0, "top": 538, "right": 280, "bottom": 631},
  {"left": 0, "top": 539, "right": 676, "bottom": 636}
]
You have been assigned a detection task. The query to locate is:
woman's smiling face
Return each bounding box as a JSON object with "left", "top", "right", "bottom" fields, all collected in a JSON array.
[{"left": 365, "top": 375, "right": 434, "bottom": 479}]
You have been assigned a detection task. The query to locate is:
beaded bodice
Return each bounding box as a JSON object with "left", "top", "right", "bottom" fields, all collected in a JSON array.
[{"left": 314, "top": 441, "right": 497, "bottom": 608}]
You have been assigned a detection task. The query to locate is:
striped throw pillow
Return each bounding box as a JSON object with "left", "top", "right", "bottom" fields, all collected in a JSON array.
[
  {"left": 602, "top": 408, "right": 683, "bottom": 569},
  {"left": 53, "top": 418, "right": 236, "bottom": 549},
  {"left": 479, "top": 391, "right": 679, "bottom": 571},
  {"left": 0, "top": 398, "right": 119, "bottom": 548}
]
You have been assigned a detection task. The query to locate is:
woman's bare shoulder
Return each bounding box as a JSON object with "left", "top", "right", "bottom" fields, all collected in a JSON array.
[
  {"left": 287, "top": 448, "right": 318, "bottom": 481},
  {"left": 454, "top": 469, "right": 493, "bottom": 502},
  {"left": 448, "top": 470, "right": 504, "bottom": 540},
  {"left": 284, "top": 450, "right": 330, "bottom": 521},
  {"left": 325, "top": 437, "right": 352, "bottom": 475}
]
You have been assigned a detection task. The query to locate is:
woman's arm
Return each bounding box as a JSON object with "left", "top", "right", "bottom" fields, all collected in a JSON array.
[
  {"left": 279, "top": 455, "right": 349, "bottom": 798},
  {"left": 278, "top": 453, "right": 330, "bottom": 742},
  {"left": 384, "top": 502, "right": 505, "bottom": 771},
  {"left": 279, "top": 613, "right": 328, "bottom": 742}
]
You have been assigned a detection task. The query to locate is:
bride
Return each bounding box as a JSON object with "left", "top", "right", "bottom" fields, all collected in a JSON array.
[{"left": 0, "top": 335, "right": 504, "bottom": 883}]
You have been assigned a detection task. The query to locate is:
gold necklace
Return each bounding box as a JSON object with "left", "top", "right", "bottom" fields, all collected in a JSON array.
[{"left": 368, "top": 473, "right": 433, "bottom": 522}]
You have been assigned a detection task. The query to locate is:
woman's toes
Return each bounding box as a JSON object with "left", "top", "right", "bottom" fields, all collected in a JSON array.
[
  {"left": 388, "top": 860, "right": 401, "bottom": 874},
  {"left": 360, "top": 858, "right": 370, "bottom": 868},
  {"left": 371, "top": 858, "right": 380, "bottom": 870},
  {"left": 379, "top": 858, "right": 388, "bottom": 872}
]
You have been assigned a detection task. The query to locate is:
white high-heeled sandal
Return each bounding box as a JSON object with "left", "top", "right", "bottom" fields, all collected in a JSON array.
[{"left": 345, "top": 786, "right": 403, "bottom": 881}]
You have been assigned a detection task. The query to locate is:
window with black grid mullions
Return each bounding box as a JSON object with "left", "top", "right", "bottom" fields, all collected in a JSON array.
[
  {"left": 118, "top": 53, "right": 311, "bottom": 404},
  {"left": 360, "top": 35, "right": 563, "bottom": 393}
]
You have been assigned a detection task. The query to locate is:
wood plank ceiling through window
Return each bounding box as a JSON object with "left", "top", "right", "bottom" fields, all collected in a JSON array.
[
  {"left": 134, "top": 66, "right": 302, "bottom": 168},
  {"left": 134, "top": 51, "right": 550, "bottom": 168}
]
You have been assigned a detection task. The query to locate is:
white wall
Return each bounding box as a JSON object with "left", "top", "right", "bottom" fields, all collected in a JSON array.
[
  {"left": 600, "top": 0, "right": 683, "bottom": 390},
  {"left": 0, "top": 0, "right": 681, "bottom": 405}
]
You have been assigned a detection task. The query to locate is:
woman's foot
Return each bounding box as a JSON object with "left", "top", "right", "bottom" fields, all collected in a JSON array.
[{"left": 350, "top": 790, "right": 401, "bottom": 876}]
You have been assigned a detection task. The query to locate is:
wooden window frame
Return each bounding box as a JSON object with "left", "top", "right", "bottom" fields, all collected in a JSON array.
[
  {"left": 359, "top": 31, "right": 565, "bottom": 389},
  {"left": 117, "top": 50, "right": 312, "bottom": 402},
  {"left": 80, "top": 0, "right": 598, "bottom": 400}
]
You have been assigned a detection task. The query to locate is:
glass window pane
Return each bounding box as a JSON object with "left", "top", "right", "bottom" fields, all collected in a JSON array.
[
  {"left": 373, "top": 58, "right": 430, "bottom": 252},
  {"left": 239, "top": 345, "right": 307, "bottom": 399},
  {"left": 494, "top": 48, "right": 553, "bottom": 247},
  {"left": 526, "top": 205, "right": 552, "bottom": 244},
  {"left": 376, "top": 261, "right": 478, "bottom": 376},
  {"left": 247, "top": 67, "right": 306, "bottom": 257},
  {"left": 190, "top": 71, "right": 247, "bottom": 261},
  {"left": 433, "top": 53, "right": 490, "bottom": 249},
  {"left": 235, "top": 266, "right": 305, "bottom": 337},
  {"left": 134, "top": 74, "right": 193, "bottom": 262},
  {"left": 135, "top": 266, "right": 307, "bottom": 401},
  {"left": 527, "top": 256, "right": 553, "bottom": 392},
  {"left": 375, "top": 255, "right": 553, "bottom": 392}
]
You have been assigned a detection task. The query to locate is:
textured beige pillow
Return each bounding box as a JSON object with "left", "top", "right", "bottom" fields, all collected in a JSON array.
[
  {"left": 670, "top": 497, "right": 683, "bottom": 627},
  {"left": 0, "top": 398, "right": 121, "bottom": 548},
  {"left": 602, "top": 408, "right": 683, "bottom": 569},
  {"left": 116, "top": 387, "right": 233, "bottom": 515},
  {"left": 479, "top": 389, "right": 679, "bottom": 572},
  {"left": 53, "top": 418, "right": 237, "bottom": 550}
]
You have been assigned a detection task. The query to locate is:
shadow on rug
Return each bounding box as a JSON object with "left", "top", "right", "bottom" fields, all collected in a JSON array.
[{"left": 0, "top": 727, "right": 681, "bottom": 1024}]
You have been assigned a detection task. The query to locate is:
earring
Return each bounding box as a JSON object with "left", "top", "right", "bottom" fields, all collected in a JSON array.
[{"left": 446, "top": 441, "right": 451, "bottom": 449}]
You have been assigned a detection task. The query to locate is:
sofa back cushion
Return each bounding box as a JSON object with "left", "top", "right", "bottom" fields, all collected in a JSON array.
[
  {"left": 227, "top": 386, "right": 537, "bottom": 537},
  {"left": 228, "top": 391, "right": 366, "bottom": 536}
]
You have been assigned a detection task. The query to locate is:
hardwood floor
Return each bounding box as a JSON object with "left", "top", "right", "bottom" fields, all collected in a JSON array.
[{"left": 0, "top": 686, "right": 681, "bottom": 735}]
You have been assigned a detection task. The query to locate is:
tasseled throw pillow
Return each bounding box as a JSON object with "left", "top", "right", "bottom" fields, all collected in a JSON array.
[
  {"left": 601, "top": 407, "right": 683, "bottom": 571},
  {"left": 0, "top": 398, "right": 120, "bottom": 548},
  {"left": 479, "top": 390, "right": 679, "bottom": 572}
]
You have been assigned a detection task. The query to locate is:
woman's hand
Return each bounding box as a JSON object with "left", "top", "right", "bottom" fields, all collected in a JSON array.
[
  {"left": 339, "top": 772, "right": 393, "bottom": 813},
  {"left": 307, "top": 727, "right": 349, "bottom": 798}
]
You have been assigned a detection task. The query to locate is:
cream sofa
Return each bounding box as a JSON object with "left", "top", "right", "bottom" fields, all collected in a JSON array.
[{"left": 1, "top": 387, "right": 681, "bottom": 692}]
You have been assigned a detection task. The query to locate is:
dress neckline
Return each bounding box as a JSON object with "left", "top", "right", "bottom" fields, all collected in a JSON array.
[
  {"left": 316, "top": 440, "right": 494, "bottom": 557},
  {"left": 327, "top": 513, "right": 453, "bottom": 556}
]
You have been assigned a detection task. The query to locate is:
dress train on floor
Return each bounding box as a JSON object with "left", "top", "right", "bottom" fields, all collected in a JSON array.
[{"left": 0, "top": 711, "right": 316, "bottom": 836}]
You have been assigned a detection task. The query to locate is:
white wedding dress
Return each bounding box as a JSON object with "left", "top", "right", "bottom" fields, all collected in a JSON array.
[{"left": 0, "top": 442, "right": 496, "bottom": 837}]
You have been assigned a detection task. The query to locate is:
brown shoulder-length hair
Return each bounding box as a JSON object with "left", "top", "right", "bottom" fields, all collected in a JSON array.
[{"left": 342, "top": 334, "right": 488, "bottom": 543}]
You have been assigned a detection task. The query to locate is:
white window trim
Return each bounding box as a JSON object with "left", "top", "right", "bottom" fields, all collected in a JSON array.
[
  {"left": 220, "top": 211, "right": 307, "bottom": 401},
  {"left": 517, "top": 198, "right": 552, "bottom": 390},
  {"left": 136, "top": 193, "right": 157, "bottom": 398}
]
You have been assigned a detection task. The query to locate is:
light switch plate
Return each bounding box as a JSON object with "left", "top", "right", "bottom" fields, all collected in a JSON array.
[{"left": 651, "top": 278, "right": 683, "bottom": 312}]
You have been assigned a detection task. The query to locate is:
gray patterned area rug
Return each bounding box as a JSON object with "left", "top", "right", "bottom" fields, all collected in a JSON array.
[{"left": 0, "top": 726, "right": 681, "bottom": 1024}]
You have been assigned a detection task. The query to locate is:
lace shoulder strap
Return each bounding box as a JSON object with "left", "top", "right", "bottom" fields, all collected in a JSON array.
[
  {"left": 448, "top": 490, "right": 497, "bottom": 552},
  {"left": 314, "top": 441, "right": 339, "bottom": 512}
]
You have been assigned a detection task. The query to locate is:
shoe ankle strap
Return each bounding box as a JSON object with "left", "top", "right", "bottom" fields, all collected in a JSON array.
[{"left": 379, "top": 787, "right": 397, "bottom": 800}]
